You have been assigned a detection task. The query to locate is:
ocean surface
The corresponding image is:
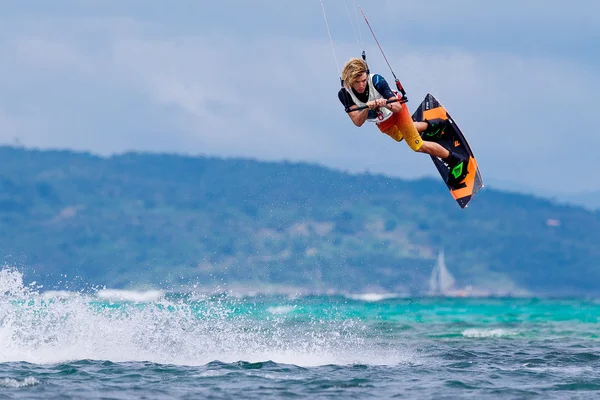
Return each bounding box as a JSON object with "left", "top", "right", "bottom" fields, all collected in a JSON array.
[{"left": 1, "top": 269, "right": 600, "bottom": 399}]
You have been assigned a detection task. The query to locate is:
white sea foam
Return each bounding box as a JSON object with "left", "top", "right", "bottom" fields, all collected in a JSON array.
[
  {"left": 96, "top": 288, "right": 164, "bottom": 302},
  {"left": 347, "top": 293, "right": 403, "bottom": 302},
  {"left": 267, "top": 305, "right": 296, "bottom": 315},
  {"left": 0, "top": 268, "right": 30, "bottom": 298},
  {"left": 0, "top": 268, "right": 417, "bottom": 367},
  {"left": 41, "top": 290, "right": 81, "bottom": 299},
  {"left": 462, "top": 328, "right": 518, "bottom": 338},
  {"left": 0, "top": 377, "right": 40, "bottom": 388}
]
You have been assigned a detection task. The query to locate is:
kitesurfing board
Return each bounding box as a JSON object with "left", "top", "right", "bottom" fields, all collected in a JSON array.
[{"left": 411, "top": 93, "right": 484, "bottom": 208}]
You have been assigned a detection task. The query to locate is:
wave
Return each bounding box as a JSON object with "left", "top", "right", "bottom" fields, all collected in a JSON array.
[
  {"left": 345, "top": 293, "right": 406, "bottom": 302},
  {"left": 41, "top": 290, "right": 82, "bottom": 299},
  {"left": 0, "top": 377, "right": 40, "bottom": 388},
  {"left": 95, "top": 289, "right": 164, "bottom": 303},
  {"left": 266, "top": 305, "right": 296, "bottom": 315},
  {"left": 0, "top": 268, "right": 417, "bottom": 367},
  {"left": 461, "top": 328, "right": 519, "bottom": 338}
]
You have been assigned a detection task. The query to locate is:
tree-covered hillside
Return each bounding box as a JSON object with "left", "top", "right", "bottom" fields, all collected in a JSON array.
[{"left": 0, "top": 146, "right": 598, "bottom": 295}]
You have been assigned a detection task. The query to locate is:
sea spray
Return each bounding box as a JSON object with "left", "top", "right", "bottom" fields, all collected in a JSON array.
[
  {"left": 3, "top": 269, "right": 600, "bottom": 398},
  {"left": 0, "top": 268, "right": 416, "bottom": 367}
]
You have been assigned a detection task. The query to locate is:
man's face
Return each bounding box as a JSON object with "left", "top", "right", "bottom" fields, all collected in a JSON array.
[{"left": 351, "top": 73, "right": 368, "bottom": 94}]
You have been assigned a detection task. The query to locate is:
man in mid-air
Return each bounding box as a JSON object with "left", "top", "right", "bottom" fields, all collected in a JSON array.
[{"left": 338, "top": 58, "right": 467, "bottom": 187}]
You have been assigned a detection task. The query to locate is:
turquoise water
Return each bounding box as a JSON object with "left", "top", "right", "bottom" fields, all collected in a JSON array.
[{"left": 1, "top": 269, "right": 600, "bottom": 399}]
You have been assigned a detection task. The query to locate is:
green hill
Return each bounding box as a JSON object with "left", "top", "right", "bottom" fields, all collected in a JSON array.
[{"left": 1, "top": 146, "right": 598, "bottom": 295}]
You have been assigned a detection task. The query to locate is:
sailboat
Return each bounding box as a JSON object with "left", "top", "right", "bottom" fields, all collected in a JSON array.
[
  {"left": 428, "top": 251, "right": 494, "bottom": 297},
  {"left": 429, "top": 251, "right": 457, "bottom": 296}
]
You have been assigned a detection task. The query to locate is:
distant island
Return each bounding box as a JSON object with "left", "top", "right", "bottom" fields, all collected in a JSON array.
[{"left": 0, "top": 146, "right": 599, "bottom": 296}]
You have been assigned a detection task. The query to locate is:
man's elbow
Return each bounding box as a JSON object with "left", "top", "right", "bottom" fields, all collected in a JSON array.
[{"left": 352, "top": 119, "right": 364, "bottom": 127}]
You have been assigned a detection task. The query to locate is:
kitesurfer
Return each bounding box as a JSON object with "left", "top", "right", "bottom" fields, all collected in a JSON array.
[{"left": 338, "top": 58, "right": 468, "bottom": 186}]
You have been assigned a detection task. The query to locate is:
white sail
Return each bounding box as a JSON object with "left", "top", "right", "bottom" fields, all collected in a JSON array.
[
  {"left": 428, "top": 262, "right": 439, "bottom": 293},
  {"left": 437, "top": 251, "right": 456, "bottom": 293},
  {"left": 429, "top": 251, "right": 456, "bottom": 295}
]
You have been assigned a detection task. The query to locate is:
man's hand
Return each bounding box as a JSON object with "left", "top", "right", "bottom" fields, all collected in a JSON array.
[{"left": 366, "top": 98, "right": 387, "bottom": 110}]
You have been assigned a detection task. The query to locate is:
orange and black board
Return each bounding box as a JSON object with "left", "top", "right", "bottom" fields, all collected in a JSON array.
[{"left": 412, "top": 93, "right": 484, "bottom": 208}]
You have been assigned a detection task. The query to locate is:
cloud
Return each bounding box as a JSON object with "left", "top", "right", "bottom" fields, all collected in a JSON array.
[{"left": 0, "top": 1, "right": 598, "bottom": 196}]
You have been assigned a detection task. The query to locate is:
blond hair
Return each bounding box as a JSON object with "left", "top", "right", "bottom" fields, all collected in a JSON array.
[{"left": 341, "top": 58, "right": 368, "bottom": 89}]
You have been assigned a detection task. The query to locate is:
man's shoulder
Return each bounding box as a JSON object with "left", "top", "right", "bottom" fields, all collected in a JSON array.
[
  {"left": 372, "top": 74, "right": 394, "bottom": 97},
  {"left": 372, "top": 74, "right": 388, "bottom": 86},
  {"left": 338, "top": 87, "right": 351, "bottom": 100},
  {"left": 338, "top": 87, "right": 354, "bottom": 108}
]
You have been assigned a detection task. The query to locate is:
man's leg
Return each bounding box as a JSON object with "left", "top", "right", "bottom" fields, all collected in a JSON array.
[
  {"left": 413, "top": 120, "right": 450, "bottom": 159},
  {"left": 414, "top": 121, "right": 428, "bottom": 132},
  {"left": 413, "top": 120, "right": 469, "bottom": 186},
  {"left": 380, "top": 113, "right": 464, "bottom": 174},
  {"left": 416, "top": 139, "right": 450, "bottom": 158}
]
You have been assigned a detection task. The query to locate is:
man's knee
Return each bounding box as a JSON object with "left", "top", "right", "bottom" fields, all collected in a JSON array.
[
  {"left": 414, "top": 121, "right": 427, "bottom": 133},
  {"left": 408, "top": 139, "right": 425, "bottom": 152}
]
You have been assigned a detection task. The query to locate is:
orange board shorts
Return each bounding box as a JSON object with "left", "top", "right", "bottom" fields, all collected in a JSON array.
[{"left": 376, "top": 104, "right": 423, "bottom": 151}]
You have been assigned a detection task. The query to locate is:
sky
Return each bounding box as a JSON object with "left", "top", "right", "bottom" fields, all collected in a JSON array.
[{"left": 1, "top": 0, "right": 599, "bottom": 197}]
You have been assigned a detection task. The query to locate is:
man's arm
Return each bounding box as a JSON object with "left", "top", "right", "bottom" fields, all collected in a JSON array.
[
  {"left": 373, "top": 74, "right": 403, "bottom": 114},
  {"left": 347, "top": 99, "right": 389, "bottom": 126},
  {"left": 386, "top": 97, "right": 403, "bottom": 114},
  {"left": 340, "top": 89, "right": 369, "bottom": 127},
  {"left": 339, "top": 88, "right": 389, "bottom": 127},
  {"left": 347, "top": 106, "right": 369, "bottom": 127}
]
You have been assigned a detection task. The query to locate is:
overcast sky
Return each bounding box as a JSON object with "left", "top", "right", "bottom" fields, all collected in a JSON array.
[{"left": 1, "top": 1, "right": 598, "bottom": 196}]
